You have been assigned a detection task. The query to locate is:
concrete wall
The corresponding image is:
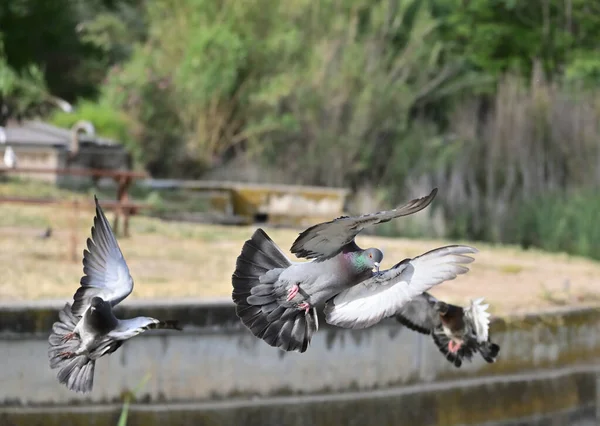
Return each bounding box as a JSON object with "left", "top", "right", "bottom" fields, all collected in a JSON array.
[{"left": 0, "top": 299, "right": 598, "bottom": 425}]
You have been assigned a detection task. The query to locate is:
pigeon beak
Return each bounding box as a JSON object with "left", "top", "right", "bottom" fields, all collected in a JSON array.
[{"left": 373, "top": 262, "right": 380, "bottom": 273}]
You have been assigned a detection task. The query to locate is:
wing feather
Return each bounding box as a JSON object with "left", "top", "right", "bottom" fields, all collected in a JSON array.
[
  {"left": 107, "top": 317, "right": 182, "bottom": 341},
  {"left": 394, "top": 292, "right": 441, "bottom": 334},
  {"left": 324, "top": 245, "right": 477, "bottom": 329},
  {"left": 290, "top": 188, "right": 438, "bottom": 261},
  {"left": 71, "top": 196, "right": 134, "bottom": 317}
]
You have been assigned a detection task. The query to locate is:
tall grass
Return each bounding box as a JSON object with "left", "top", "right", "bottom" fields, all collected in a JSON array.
[
  {"left": 509, "top": 190, "right": 600, "bottom": 260},
  {"left": 414, "top": 65, "right": 600, "bottom": 253},
  {"left": 117, "top": 373, "right": 151, "bottom": 426}
]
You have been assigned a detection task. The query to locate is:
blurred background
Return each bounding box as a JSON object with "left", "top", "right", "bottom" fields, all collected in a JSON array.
[{"left": 1, "top": 1, "right": 599, "bottom": 425}]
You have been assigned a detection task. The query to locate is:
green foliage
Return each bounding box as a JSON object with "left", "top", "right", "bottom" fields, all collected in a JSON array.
[
  {"left": 0, "top": 39, "right": 54, "bottom": 123},
  {"left": 49, "top": 100, "right": 140, "bottom": 161},
  {"left": 175, "top": 26, "right": 246, "bottom": 104},
  {"left": 0, "top": 0, "right": 145, "bottom": 101},
  {"left": 102, "top": 0, "right": 480, "bottom": 182},
  {"left": 4, "top": 0, "right": 600, "bottom": 260},
  {"left": 434, "top": 0, "right": 600, "bottom": 81},
  {"left": 510, "top": 190, "right": 600, "bottom": 261},
  {"left": 565, "top": 55, "right": 600, "bottom": 86},
  {"left": 117, "top": 373, "right": 151, "bottom": 426}
]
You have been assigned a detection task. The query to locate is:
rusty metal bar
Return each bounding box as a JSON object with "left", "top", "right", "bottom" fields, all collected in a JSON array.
[
  {"left": 0, "top": 197, "right": 149, "bottom": 259},
  {"left": 142, "top": 178, "right": 349, "bottom": 195},
  {"left": 69, "top": 199, "right": 79, "bottom": 263},
  {"left": 0, "top": 196, "right": 147, "bottom": 212},
  {"left": 0, "top": 166, "right": 147, "bottom": 179}
]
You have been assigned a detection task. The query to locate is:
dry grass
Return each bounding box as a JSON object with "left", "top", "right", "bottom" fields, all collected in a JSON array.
[{"left": 1, "top": 202, "right": 599, "bottom": 314}]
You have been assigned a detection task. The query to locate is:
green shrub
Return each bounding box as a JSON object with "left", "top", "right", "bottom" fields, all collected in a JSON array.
[
  {"left": 49, "top": 100, "right": 140, "bottom": 164},
  {"left": 509, "top": 190, "right": 600, "bottom": 260}
]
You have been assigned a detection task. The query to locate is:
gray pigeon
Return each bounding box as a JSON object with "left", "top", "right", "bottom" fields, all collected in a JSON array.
[
  {"left": 232, "top": 188, "right": 438, "bottom": 353},
  {"left": 323, "top": 245, "right": 478, "bottom": 329},
  {"left": 48, "top": 196, "right": 182, "bottom": 393},
  {"left": 37, "top": 227, "right": 52, "bottom": 240},
  {"left": 394, "top": 292, "right": 500, "bottom": 367}
]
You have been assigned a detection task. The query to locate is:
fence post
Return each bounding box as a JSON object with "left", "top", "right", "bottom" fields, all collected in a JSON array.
[{"left": 69, "top": 199, "right": 79, "bottom": 263}]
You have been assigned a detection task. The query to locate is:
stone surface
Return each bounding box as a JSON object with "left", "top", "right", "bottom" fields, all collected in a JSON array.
[{"left": 0, "top": 300, "right": 598, "bottom": 425}]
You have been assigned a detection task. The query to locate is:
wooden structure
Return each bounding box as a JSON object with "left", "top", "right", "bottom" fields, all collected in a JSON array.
[
  {"left": 0, "top": 167, "right": 148, "bottom": 261},
  {"left": 0, "top": 120, "right": 131, "bottom": 185},
  {"left": 143, "top": 179, "right": 349, "bottom": 227}
]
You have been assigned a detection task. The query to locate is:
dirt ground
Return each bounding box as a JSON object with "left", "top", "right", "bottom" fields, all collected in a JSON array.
[{"left": 1, "top": 203, "right": 599, "bottom": 315}]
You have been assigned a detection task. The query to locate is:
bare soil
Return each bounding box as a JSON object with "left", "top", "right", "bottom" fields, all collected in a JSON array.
[{"left": 1, "top": 203, "right": 599, "bottom": 315}]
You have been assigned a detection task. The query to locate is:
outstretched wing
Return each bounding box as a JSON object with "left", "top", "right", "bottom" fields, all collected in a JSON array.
[
  {"left": 107, "top": 317, "right": 182, "bottom": 341},
  {"left": 394, "top": 292, "right": 441, "bottom": 335},
  {"left": 290, "top": 188, "right": 438, "bottom": 261},
  {"left": 71, "top": 196, "right": 134, "bottom": 317},
  {"left": 324, "top": 245, "right": 477, "bottom": 329},
  {"left": 464, "top": 298, "right": 491, "bottom": 343}
]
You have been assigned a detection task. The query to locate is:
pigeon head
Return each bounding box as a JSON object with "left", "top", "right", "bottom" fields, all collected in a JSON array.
[
  {"left": 90, "top": 297, "right": 104, "bottom": 308},
  {"left": 352, "top": 248, "right": 383, "bottom": 273},
  {"left": 89, "top": 297, "right": 111, "bottom": 316},
  {"left": 85, "top": 296, "right": 118, "bottom": 335}
]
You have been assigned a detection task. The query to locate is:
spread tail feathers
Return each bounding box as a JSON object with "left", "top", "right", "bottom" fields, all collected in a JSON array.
[
  {"left": 232, "top": 228, "right": 318, "bottom": 352},
  {"left": 50, "top": 353, "right": 96, "bottom": 394},
  {"left": 48, "top": 304, "right": 96, "bottom": 393}
]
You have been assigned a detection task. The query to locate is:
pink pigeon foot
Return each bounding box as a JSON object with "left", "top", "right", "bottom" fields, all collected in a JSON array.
[
  {"left": 297, "top": 302, "right": 311, "bottom": 314},
  {"left": 61, "top": 332, "right": 76, "bottom": 342},
  {"left": 448, "top": 341, "right": 462, "bottom": 354},
  {"left": 286, "top": 284, "right": 299, "bottom": 302},
  {"left": 58, "top": 351, "right": 76, "bottom": 359}
]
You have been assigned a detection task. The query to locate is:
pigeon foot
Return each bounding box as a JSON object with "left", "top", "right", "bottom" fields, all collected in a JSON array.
[
  {"left": 58, "top": 351, "right": 76, "bottom": 359},
  {"left": 448, "top": 341, "right": 461, "bottom": 354},
  {"left": 61, "top": 332, "right": 77, "bottom": 342},
  {"left": 286, "top": 284, "right": 299, "bottom": 301},
  {"left": 297, "top": 302, "right": 311, "bottom": 314}
]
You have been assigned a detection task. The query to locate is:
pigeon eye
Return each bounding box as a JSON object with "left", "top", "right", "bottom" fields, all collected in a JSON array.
[{"left": 369, "top": 253, "right": 372, "bottom": 259}]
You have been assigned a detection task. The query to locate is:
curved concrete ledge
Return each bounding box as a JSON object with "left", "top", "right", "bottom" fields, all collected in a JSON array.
[
  {"left": 0, "top": 300, "right": 598, "bottom": 425},
  {"left": 1, "top": 365, "right": 598, "bottom": 426},
  {"left": 0, "top": 298, "right": 238, "bottom": 336}
]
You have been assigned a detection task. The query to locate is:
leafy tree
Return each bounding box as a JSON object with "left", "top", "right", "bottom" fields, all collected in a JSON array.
[
  {"left": 0, "top": 0, "right": 145, "bottom": 102},
  {"left": 432, "top": 0, "right": 600, "bottom": 81}
]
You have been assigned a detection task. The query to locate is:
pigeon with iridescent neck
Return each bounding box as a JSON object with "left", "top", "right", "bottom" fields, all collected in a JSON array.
[
  {"left": 232, "top": 188, "right": 438, "bottom": 352},
  {"left": 48, "top": 196, "right": 182, "bottom": 393}
]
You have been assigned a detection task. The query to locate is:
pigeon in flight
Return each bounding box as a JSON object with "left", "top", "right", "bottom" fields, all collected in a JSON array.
[
  {"left": 232, "top": 189, "right": 440, "bottom": 352},
  {"left": 48, "top": 196, "right": 182, "bottom": 393},
  {"left": 394, "top": 293, "right": 500, "bottom": 367}
]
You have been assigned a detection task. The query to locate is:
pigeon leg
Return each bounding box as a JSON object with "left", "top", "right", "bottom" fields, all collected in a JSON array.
[
  {"left": 297, "top": 302, "right": 311, "bottom": 314},
  {"left": 286, "top": 284, "right": 300, "bottom": 301},
  {"left": 58, "top": 351, "right": 76, "bottom": 359},
  {"left": 61, "top": 332, "right": 77, "bottom": 342},
  {"left": 448, "top": 341, "right": 461, "bottom": 354}
]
